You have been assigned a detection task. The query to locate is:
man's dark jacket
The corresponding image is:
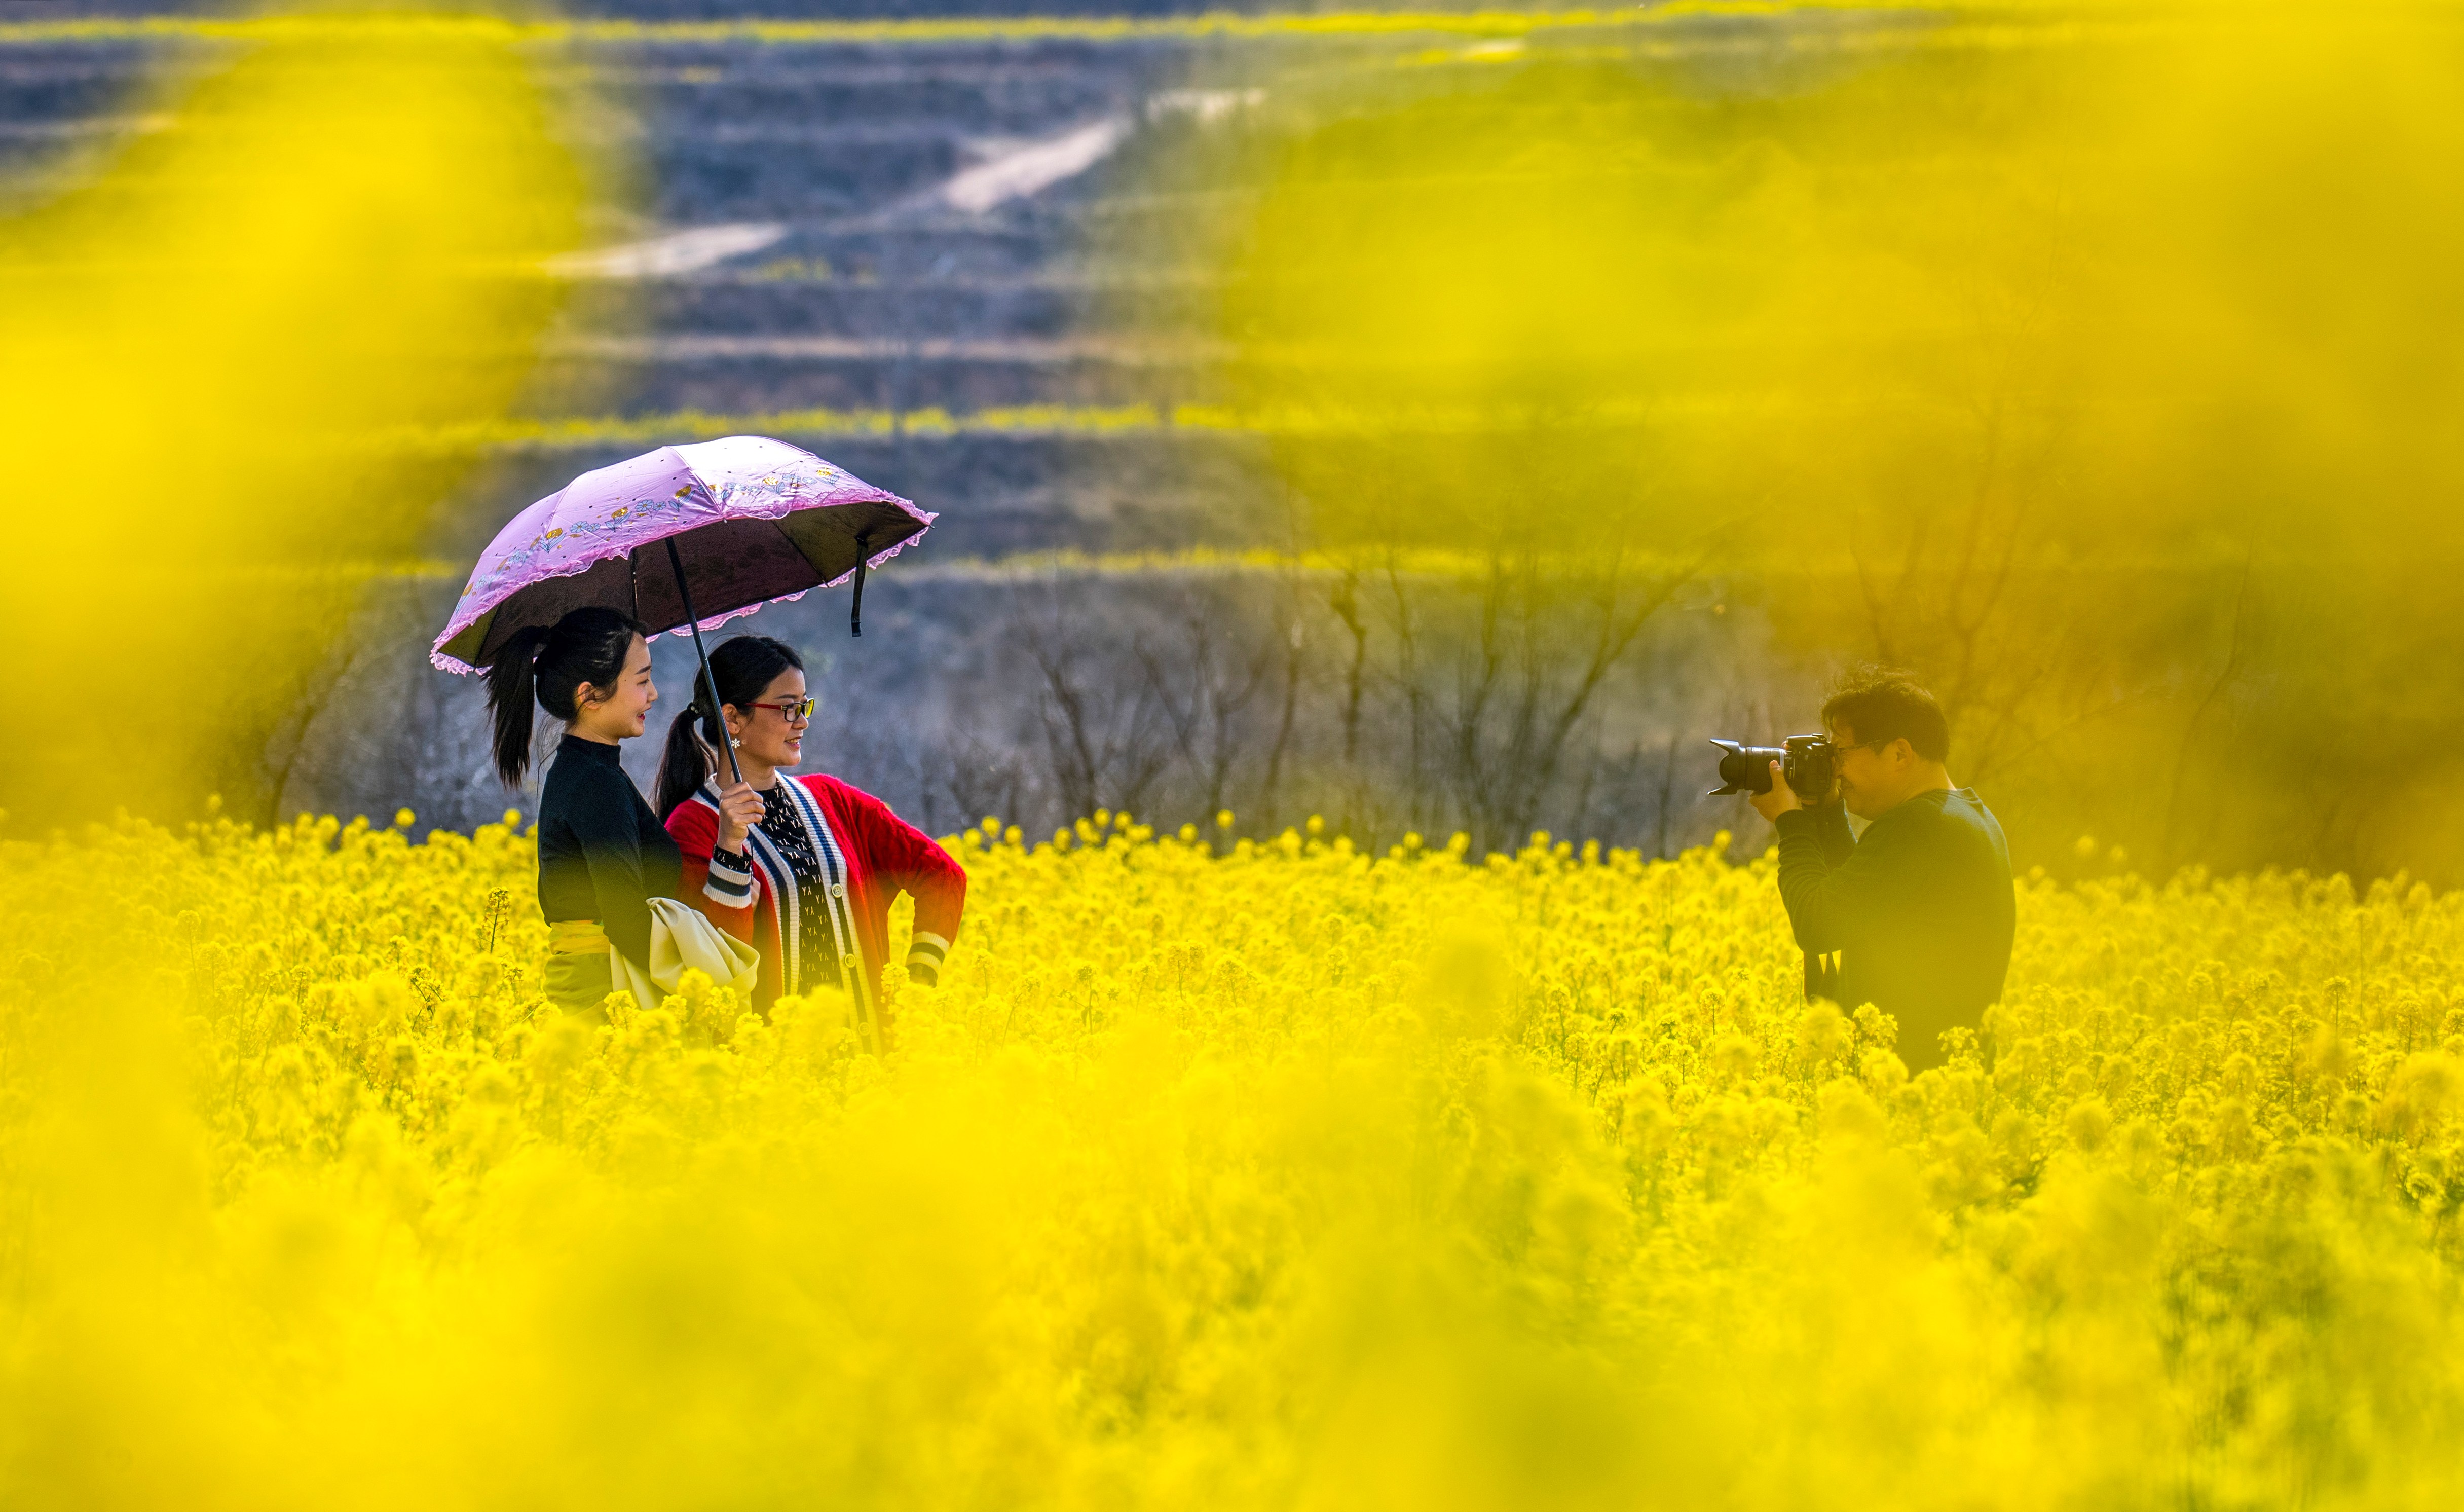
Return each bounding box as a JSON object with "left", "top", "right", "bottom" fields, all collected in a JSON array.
[{"left": 1772, "top": 787, "right": 2014, "bottom": 1067}]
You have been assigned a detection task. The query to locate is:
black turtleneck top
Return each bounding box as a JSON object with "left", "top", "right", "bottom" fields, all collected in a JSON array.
[{"left": 535, "top": 733, "right": 682, "bottom": 969}]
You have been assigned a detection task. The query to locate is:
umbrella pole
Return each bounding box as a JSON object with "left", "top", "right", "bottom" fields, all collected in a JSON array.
[
  {"left": 849, "top": 531, "right": 871, "bottom": 638},
  {"left": 664, "top": 538, "right": 744, "bottom": 787}
]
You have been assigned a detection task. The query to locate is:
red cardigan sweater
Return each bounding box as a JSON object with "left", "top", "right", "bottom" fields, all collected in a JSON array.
[{"left": 664, "top": 772, "right": 966, "bottom": 1043}]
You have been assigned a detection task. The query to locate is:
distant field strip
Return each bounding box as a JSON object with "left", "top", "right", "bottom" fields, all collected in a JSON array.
[
  {"left": 374, "top": 396, "right": 1805, "bottom": 452},
  {"left": 367, "top": 547, "right": 1299, "bottom": 583},
  {"left": 543, "top": 335, "right": 1226, "bottom": 364},
  {"left": 0, "top": 4, "right": 2235, "bottom": 48},
  {"left": 366, "top": 543, "right": 1714, "bottom": 586},
  {"left": 388, "top": 404, "right": 1184, "bottom": 452}
]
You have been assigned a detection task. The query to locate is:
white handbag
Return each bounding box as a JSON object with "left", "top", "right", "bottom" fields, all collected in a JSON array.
[{"left": 611, "top": 896, "right": 762, "bottom": 1012}]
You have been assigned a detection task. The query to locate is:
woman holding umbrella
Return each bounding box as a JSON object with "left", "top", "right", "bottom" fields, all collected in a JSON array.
[
  {"left": 655, "top": 634, "right": 965, "bottom": 1051},
  {"left": 485, "top": 606, "right": 759, "bottom": 1016}
]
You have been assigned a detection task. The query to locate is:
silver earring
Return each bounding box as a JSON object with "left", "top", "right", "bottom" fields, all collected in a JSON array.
[{"left": 730, "top": 737, "right": 742, "bottom": 748}]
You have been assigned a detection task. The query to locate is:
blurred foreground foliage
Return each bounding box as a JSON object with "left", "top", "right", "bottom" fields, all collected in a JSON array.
[
  {"left": 5, "top": 808, "right": 2464, "bottom": 1506},
  {"left": 0, "top": 13, "right": 584, "bottom": 824},
  {"left": 1199, "top": 2, "right": 2464, "bottom": 881}
]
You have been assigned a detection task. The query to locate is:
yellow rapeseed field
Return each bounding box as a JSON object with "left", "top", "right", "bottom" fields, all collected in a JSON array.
[{"left": 4, "top": 806, "right": 2463, "bottom": 1509}]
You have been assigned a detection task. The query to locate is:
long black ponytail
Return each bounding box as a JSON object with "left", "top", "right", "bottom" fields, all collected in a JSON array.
[
  {"left": 484, "top": 606, "right": 644, "bottom": 787},
  {"left": 654, "top": 634, "right": 805, "bottom": 820}
]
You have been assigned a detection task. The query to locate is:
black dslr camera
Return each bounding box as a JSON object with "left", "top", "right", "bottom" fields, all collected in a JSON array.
[{"left": 1708, "top": 735, "right": 1837, "bottom": 800}]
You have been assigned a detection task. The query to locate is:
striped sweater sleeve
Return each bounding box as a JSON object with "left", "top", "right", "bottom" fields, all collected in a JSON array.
[
  {"left": 704, "top": 843, "right": 755, "bottom": 908},
  {"left": 905, "top": 928, "right": 951, "bottom": 987},
  {"left": 831, "top": 781, "right": 966, "bottom": 988},
  {"left": 663, "top": 797, "right": 757, "bottom": 943}
]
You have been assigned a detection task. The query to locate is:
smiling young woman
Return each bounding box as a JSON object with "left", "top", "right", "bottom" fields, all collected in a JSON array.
[
  {"left": 483, "top": 605, "right": 680, "bottom": 1017},
  {"left": 652, "top": 634, "right": 965, "bottom": 1047}
]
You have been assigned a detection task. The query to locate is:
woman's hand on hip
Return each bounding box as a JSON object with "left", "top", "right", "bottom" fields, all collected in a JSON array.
[{"left": 717, "top": 781, "right": 762, "bottom": 849}]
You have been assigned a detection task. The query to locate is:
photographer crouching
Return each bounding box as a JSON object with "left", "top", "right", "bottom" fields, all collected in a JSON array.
[{"left": 1731, "top": 669, "right": 2014, "bottom": 1072}]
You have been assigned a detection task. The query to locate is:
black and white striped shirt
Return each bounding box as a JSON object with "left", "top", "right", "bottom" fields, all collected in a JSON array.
[{"left": 706, "top": 784, "right": 848, "bottom": 997}]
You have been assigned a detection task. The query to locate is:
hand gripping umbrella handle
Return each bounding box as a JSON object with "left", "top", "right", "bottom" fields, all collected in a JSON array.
[{"left": 665, "top": 537, "right": 744, "bottom": 787}]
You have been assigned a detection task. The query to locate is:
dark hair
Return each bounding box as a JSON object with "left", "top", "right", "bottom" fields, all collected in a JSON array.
[
  {"left": 484, "top": 607, "right": 644, "bottom": 787},
  {"left": 1821, "top": 666, "right": 1951, "bottom": 763},
  {"left": 654, "top": 634, "right": 805, "bottom": 819}
]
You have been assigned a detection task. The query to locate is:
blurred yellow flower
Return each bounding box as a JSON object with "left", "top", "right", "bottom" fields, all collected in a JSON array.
[{"left": 4, "top": 802, "right": 2463, "bottom": 1505}]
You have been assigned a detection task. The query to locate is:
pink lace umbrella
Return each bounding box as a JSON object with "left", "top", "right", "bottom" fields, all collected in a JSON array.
[{"left": 432, "top": 435, "right": 933, "bottom": 780}]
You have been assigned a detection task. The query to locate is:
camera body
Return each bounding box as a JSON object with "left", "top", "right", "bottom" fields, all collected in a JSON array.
[{"left": 1709, "top": 734, "right": 1837, "bottom": 800}]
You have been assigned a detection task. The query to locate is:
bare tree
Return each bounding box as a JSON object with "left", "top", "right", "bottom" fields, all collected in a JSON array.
[
  {"left": 1140, "top": 600, "right": 1275, "bottom": 822},
  {"left": 1357, "top": 540, "right": 1704, "bottom": 854},
  {"left": 1257, "top": 599, "right": 1306, "bottom": 833},
  {"left": 936, "top": 729, "right": 1030, "bottom": 835},
  {"left": 1329, "top": 568, "right": 1369, "bottom": 764},
  {"left": 1019, "top": 598, "right": 1178, "bottom": 822}
]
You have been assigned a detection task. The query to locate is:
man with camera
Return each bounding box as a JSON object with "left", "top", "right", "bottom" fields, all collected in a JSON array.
[{"left": 1739, "top": 669, "right": 2014, "bottom": 1072}]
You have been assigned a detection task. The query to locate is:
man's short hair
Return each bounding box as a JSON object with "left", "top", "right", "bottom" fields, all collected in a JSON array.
[{"left": 1821, "top": 667, "right": 1950, "bottom": 762}]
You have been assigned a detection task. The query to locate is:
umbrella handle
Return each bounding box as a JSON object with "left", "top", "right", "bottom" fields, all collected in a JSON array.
[
  {"left": 665, "top": 537, "right": 744, "bottom": 787},
  {"left": 850, "top": 531, "right": 870, "bottom": 638}
]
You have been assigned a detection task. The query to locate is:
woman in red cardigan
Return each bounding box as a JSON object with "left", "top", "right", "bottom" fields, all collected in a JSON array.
[{"left": 653, "top": 634, "right": 965, "bottom": 1049}]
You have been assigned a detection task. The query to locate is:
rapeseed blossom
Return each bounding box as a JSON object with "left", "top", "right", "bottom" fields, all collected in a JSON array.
[{"left": 1, "top": 809, "right": 2461, "bottom": 1506}]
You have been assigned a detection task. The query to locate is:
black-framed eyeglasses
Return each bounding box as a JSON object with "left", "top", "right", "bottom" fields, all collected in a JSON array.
[{"left": 747, "top": 697, "right": 814, "bottom": 722}]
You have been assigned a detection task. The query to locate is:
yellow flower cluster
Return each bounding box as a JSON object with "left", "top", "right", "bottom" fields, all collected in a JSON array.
[{"left": 3, "top": 807, "right": 2462, "bottom": 1508}]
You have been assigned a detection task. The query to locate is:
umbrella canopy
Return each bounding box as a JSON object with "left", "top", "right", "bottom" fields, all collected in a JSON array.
[{"left": 430, "top": 435, "right": 932, "bottom": 674}]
